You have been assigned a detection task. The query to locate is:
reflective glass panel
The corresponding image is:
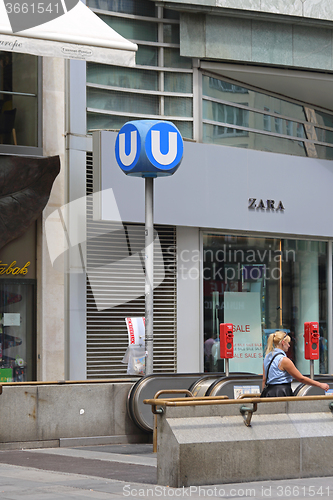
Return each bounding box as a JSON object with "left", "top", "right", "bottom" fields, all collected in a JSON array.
[
  {"left": 99, "top": 15, "right": 157, "bottom": 42},
  {"left": 87, "top": 64, "right": 158, "bottom": 91},
  {"left": 172, "top": 120, "right": 192, "bottom": 140},
  {"left": 86, "top": 0, "right": 156, "bottom": 16},
  {"left": 315, "top": 144, "right": 333, "bottom": 161},
  {"left": 313, "top": 110, "right": 333, "bottom": 129},
  {"left": 203, "top": 124, "right": 307, "bottom": 157},
  {"left": 87, "top": 88, "right": 159, "bottom": 115},
  {"left": 203, "top": 234, "right": 328, "bottom": 374},
  {"left": 0, "top": 52, "right": 38, "bottom": 147},
  {"left": 164, "top": 48, "right": 192, "bottom": 69},
  {"left": 136, "top": 46, "right": 158, "bottom": 66},
  {"left": 315, "top": 127, "right": 333, "bottom": 145},
  {"left": 164, "top": 8, "right": 179, "bottom": 19},
  {"left": 164, "top": 97, "right": 192, "bottom": 117},
  {"left": 87, "top": 112, "right": 129, "bottom": 132},
  {"left": 163, "top": 24, "right": 180, "bottom": 44},
  {"left": 164, "top": 73, "right": 192, "bottom": 93},
  {"left": 202, "top": 75, "right": 306, "bottom": 122},
  {"left": 203, "top": 100, "right": 305, "bottom": 138}
]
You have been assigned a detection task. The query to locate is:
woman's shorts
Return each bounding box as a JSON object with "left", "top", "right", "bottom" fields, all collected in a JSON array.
[{"left": 264, "top": 383, "right": 293, "bottom": 397}]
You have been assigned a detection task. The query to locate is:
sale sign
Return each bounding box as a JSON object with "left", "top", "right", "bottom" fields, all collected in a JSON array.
[{"left": 224, "top": 292, "right": 263, "bottom": 374}]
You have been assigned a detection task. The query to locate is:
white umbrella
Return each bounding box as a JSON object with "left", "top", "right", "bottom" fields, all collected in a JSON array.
[{"left": 0, "top": 0, "right": 137, "bottom": 65}]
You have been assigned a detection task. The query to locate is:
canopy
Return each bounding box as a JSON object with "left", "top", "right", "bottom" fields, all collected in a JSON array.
[{"left": 0, "top": 0, "right": 137, "bottom": 65}]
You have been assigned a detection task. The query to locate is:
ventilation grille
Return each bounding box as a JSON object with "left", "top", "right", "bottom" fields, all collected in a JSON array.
[{"left": 86, "top": 153, "right": 177, "bottom": 377}]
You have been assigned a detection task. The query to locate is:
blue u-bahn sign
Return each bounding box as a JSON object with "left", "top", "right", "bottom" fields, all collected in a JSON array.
[{"left": 115, "top": 120, "right": 183, "bottom": 177}]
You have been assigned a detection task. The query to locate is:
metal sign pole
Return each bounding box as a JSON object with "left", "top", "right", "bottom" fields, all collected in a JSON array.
[
  {"left": 310, "top": 359, "right": 314, "bottom": 380},
  {"left": 145, "top": 177, "right": 154, "bottom": 375},
  {"left": 225, "top": 358, "right": 229, "bottom": 377},
  {"left": 115, "top": 120, "right": 183, "bottom": 376}
]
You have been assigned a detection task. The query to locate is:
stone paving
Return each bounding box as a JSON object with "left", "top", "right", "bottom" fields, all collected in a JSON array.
[{"left": 0, "top": 443, "right": 331, "bottom": 499}]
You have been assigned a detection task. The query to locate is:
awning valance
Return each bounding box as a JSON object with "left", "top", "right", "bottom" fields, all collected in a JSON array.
[{"left": 0, "top": 0, "right": 137, "bottom": 65}]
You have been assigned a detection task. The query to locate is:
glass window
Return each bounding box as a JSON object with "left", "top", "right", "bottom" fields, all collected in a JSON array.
[
  {"left": 263, "top": 107, "right": 271, "bottom": 131},
  {"left": 163, "top": 24, "right": 180, "bottom": 44},
  {"left": 274, "top": 113, "right": 283, "bottom": 134},
  {"left": 164, "top": 96, "right": 192, "bottom": 117},
  {"left": 99, "top": 15, "right": 158, "bottom": 42},
  {"left": 313, "top": 110, "right": 333, "bottom": 129},
  {"left": 0, "top": 52, "right": 38, "bottom": 147},
  {"left": 87, "top": 0, "right": 156, "bottom": 16},
  {"left": 164, "top": 48, "right": 192, "bottom": 69},
  {"left": 164, "top": 8, "right": 179, "bottom": 19},
  {"left": 202, "top": 124, "right": 307, "bottom": 156},
  {"left": 203, "top": 101, "right": 249, "bottom": 128},
  {"left": 172, "top": 120, "right": 193, "bottom": 140},
  {"left": 286, "top": 120, "right": 293, "bottom": 136},
  {"left": 87, "top": 112, "right": 129, "bottom": 132},
  {"left": 87, "top": 64, "right": 158, "bottom": 91},
  {"left": 315, "top": 144, "right": 333, "bottom": 161},
  {"left": 87, "top": 88, "right": 159, "bottom": 115},
  {"left": 203, "top": 234, "right": 328, "bottom": 375},
  {"left": 136, "top": 46, "right": 158, "bottom": 66},
  {"left": 203, "top": 75, "right": 306, "bottom": 122},
  {"left": 164, "top": 73, "right": 192, "bottom": 94},
  {"left": 315, "top": 127, "right": 333, "bottom": 145},
  {"left": 86, "top": 5, "right": 192, "bottom": 135}
]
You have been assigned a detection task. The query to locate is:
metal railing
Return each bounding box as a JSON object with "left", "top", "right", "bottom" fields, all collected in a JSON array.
[{"left": 144, "top": 394, "right": 333, "bottom": 429}]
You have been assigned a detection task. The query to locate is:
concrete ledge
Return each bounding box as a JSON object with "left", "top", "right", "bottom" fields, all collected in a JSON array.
[
  {"left": 59, "top": 434, "right": 150, "bottom": 447},
  {"left": 0, "top": 434, "right": 151, "bottom": 451},
  {"left": 157, "top": 400, "right": 333, "bottom": 487},
  {"left": 0, "top": 440, "right": 60, "bottom": 450},
  {"left": 0, "top": 381, "right": 146, "bottom": 446}
]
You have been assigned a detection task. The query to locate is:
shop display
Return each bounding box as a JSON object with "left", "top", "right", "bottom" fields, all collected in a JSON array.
[{"left": 0, "top": 306, "right": 26, "bottom": 382}]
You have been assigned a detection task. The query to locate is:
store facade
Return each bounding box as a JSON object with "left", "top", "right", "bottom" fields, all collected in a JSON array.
[
  {"left": 3, "top": 0, "right": 333, "bottom": 381},
  {"left": 0, "top": 50, "right": 64, "bottom": 382},
  {"left": 91, "top": 129, "right": 333, "bottom": 377},
  {"left": 0, "top": 51, "right": 40, "bottom": 382},
  {"left": 58, "top": 0, "right": 333, "bottom": 379}
]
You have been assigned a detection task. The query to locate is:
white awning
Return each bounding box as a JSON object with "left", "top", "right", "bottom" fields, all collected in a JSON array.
[{"left": 0, "top": 0, "right": 137, "bottom": 65}]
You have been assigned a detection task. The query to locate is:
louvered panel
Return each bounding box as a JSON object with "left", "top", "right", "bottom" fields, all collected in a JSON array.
[{"left": 86, "top": 152, "right": 177, "bottom": 377}]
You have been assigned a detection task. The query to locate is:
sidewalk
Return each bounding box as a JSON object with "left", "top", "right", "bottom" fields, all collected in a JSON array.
[{"left": 0, "top": 443, "right": 331, "bottom": 499}]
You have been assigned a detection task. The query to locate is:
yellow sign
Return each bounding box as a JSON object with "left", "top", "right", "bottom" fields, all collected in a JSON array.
[{"left": 0, "top": 261, "right": 30, "bottom": 275}]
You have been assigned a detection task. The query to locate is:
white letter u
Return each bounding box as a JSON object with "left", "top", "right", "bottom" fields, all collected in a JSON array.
[
  {"left": 151, "top": 130, "right": 177, "bottom": 166},
  {"left": 119, "top": 131, "right": 137, "bottom": 166}
]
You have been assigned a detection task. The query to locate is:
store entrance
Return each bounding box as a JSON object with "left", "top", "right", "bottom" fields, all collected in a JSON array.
[
  {"left": 0, "top": 280, "right": 36, "bottom": 382},
  {"left": 203, "top": 234, "right": 328, "bottom": 375}
]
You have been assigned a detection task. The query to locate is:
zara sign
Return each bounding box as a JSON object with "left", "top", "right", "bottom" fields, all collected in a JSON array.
[{"left": 115, "top": 120, "right": 183, "bottom": 177}]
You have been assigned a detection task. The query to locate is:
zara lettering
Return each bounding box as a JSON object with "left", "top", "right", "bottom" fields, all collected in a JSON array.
[{"left": 248, "top": 198, "right": 285, "bottom": 211}]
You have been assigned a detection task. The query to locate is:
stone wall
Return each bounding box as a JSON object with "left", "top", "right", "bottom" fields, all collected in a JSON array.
[{"left": 0, "top": 381, "right": 148, "bottom": 450}]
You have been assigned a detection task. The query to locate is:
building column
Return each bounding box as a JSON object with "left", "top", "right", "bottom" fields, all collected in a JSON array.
[{"left": 37, "top": 57, "right": 66, "bottom": 381}]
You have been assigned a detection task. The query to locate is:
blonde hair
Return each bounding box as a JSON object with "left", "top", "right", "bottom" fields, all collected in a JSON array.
[{"left": 265, "top": 331, "right": 291, "bottom": 355}]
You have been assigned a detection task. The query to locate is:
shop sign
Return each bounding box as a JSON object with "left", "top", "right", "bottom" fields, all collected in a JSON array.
[
  {"left": 115, "top": 120, "right": 183, "bottom": 177},
  {"left": 248, "top": 198, "right": 285, "bottom": 211},
  {"left": 0, "top": 261, "right": 30, "bottom": 275}
]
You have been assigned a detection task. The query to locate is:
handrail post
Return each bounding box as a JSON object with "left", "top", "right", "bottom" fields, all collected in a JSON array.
[
  {"left": 152, "top": 389, "right": 193, "bottom": 452},
  {"left": 240, "top": 403, "right": 257, "bottom": 427}
]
